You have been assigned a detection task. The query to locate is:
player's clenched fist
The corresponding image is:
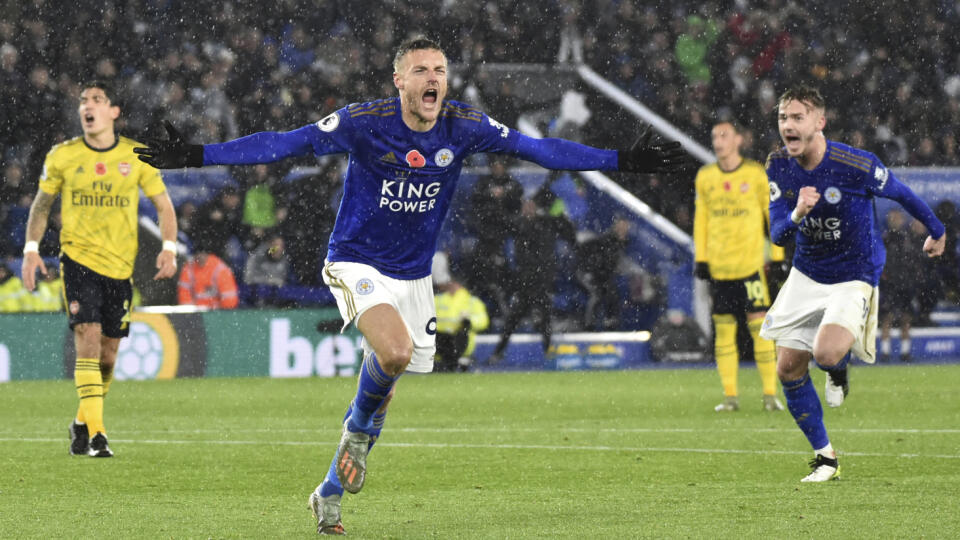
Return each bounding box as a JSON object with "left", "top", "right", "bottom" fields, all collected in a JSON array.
[{"left": 795, "top": 186, "right": 820, "bottom": 218}]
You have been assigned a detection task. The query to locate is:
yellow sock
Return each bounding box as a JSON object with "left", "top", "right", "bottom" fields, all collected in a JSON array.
[
  {"left": 101, "top": 364, "right": 114, "bottom": 396},
  {"left": 75, "top": 358, "right": 105, "bottom": 435},
  {"left": 749, "top": 317, "right": 778, "bottom": 396},
  {"left": 713, "top": 314, "right": 739, "bottom": 397}
]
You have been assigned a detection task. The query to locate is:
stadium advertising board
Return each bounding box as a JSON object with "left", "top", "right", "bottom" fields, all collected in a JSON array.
[
  {"left": 0, "top": 308, "right": 360, "bottom": 381},
  {"left": 2, "top": 311, "right": 959, "bottom": 381}
]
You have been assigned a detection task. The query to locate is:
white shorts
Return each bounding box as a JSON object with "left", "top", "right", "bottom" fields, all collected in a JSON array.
[
  {"left": 759, "top": 268, "right": 878, "bottom": 363},
  {"left": 322, "top": 261, "right": 436, "bottom": 373}
]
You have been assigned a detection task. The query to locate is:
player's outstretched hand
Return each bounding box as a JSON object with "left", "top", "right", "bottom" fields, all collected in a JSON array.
[
  {"left": 618, "top": 126, "right": 695, "bottom": 174},
  {"left": 133, "top": 121, "right": 204, "bottom": 169},
  {"left": 923, "top": 234, "right": 945, "bottom": 258}
]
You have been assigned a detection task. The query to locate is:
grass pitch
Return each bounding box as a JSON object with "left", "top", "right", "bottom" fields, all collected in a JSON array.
[{"left": 2, "top": 365, "right": 959, "bottom": 538}]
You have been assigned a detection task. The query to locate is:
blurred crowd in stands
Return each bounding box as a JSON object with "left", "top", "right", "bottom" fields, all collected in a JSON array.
[{"left": 1, "top": 0, "right": 958, "bottom": 329}]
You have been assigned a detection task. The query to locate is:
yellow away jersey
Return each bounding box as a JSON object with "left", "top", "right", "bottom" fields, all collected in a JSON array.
[
  {"left": 693, "top": 158, "right": 784, "bottom": 280},
  {"left": 39, "top": 135, "right": 167, "bottom": 279}
]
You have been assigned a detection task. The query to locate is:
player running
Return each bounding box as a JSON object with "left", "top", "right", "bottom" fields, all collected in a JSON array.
[
  {"left": 760, "top": 86, "right": 945, "bottom": 482},
  {"left": 134, "top": 36, "right": 693, "bottom": 534}
]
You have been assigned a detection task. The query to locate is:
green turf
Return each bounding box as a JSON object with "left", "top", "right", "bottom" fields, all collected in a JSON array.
[{"left": 2, "top": 365, "right": 959, "bottom": 538}]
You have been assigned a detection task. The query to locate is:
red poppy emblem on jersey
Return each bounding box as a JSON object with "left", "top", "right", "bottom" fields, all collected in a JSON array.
[
  {"left": 118, "top": 162, "right": 131, "bottom": 176},
  {"left": 740, "top": 182, "right": 749, "bottom": 193},
  {"left": 723, "top": 181, "right": 731, "bottom": 191},
  {"left": 405, "top": 150, "right": 426, "bottom": 168},
  {"left": 95, "top": 162, "right": 107, "bottom": 175}
]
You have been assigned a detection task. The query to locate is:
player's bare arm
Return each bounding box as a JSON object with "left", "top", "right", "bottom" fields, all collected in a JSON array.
[
  {"left": 150, "top": 191, "right": 179, "bottom": 279},
  {"left": 21, "top": 190, "right": 58, "bottom": 291}
]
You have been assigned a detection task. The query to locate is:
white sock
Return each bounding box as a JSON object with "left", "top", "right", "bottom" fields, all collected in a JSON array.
[
  {"left": 881, "top": 340, "right": 891, "bottom": 355},
  {"left": 815, "top": 443, "right": 835, "bottom": 459},
  {"left": 901, "top": 339, "right": 911, "bottom": 355}
]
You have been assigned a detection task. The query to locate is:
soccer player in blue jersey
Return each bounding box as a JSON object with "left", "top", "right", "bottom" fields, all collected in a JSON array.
[
  {"left": 760, "top": 86, "right": 945, "bottom": 482},
  {"left": 134, "top": 36, "right": 691, "bottom": 534}
]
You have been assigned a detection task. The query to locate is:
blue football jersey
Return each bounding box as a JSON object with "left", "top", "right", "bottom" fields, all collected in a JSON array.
[
  {"left": 767, "top": 140, "right": 943, "bottom": 286},
  {"left": 202, "top": 98, "right": 618, "bottom": 279}
]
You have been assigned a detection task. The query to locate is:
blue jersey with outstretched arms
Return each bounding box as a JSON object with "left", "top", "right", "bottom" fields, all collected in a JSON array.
[
  {"left": 202, "top": 97, "right": 619, "bottom": 279},
  {"left": 767, "top": 140, "right": 944, "bottom": 286}
]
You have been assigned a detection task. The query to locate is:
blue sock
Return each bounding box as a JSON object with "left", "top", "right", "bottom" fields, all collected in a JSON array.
[
  {"left": 782, "top": 373, "right": 830, "bottom": 450},
  {"left": 347, "top": 353, "right": 399, "bottom": 432},
  {"left": 368, "top": 410, "right": 386, "bottom": 449},
  {"left": 319, "top": 403, "right": 389, "bottom": 498},
  {"left": 815, "top": 352, "right": 850, "bottom": 373}
]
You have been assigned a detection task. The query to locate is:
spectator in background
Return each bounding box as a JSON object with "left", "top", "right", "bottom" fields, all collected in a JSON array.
[
  {"left": 240, "top": 163, "right": 283, "bottom": 256},
  {"left": 674, "top": 15, "right": 720, "bottom": 87},
  {"left": 190, "top": 68, "right": 238, "bottom": 142},
  {"left": 0, "top": 42, "right": 27, "bottom": 154},
  {"left": 242, "top": 164, "right": 280, "bottom": 231},
  {"left": 176, "top": 200, "right": 198, "bottom": 239},
  {"left": 910, "top": 136, "right": 938, "bottom": 167},
  {"left": 488, "top": 196, "right": 577, "bottom": 364},
  {"left": 244, "top": 234, "right": 289, "bottom": 307},
  {"left": 879, "top": 210, "right": 917, "bottom": 362},
  {"left": 556, "top": 1, "right": 584, "bottom": 64},
  {"left": 577, "top": 216, "right": 631, "bottom": 330},
  {"left": 466, "top": 157, "right": 522, "bottom": 320},
  {"left": 934, "top": 200, "right": 959, "bottom": 302},
  {"left": 280, "top": 162, "right": 340, "bottom": 286},
  {"left": 178, "top": 239, "right": 239, "bottom": 310},
  {"left": 22, "top": 65, "right": 64, "bottom": 178},
  {"left": 0, "top": 162, "right": 31, "bottom": 257},
  {"left": 432, "top": 252, "right": 489, "bottom": 372},
  {"left": 0, "top": 262, "right": 28, "bottom": 312},
  {"left": 191, "top": 185, "right": 246, "bottom": 263},
  {"left": 911, "top": 217, "right": 942, "bottom": 327}
]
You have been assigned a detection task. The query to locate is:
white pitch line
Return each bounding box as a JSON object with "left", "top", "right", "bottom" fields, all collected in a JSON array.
[
  {"left": 6, "top": 426, "right": 960, "bottom": 435},
  {"left": 1, "top": 437, "right": 958, "bottom": 460}
]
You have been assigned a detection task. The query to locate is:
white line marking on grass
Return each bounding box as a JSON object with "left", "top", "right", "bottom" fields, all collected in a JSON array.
[
  {"left": 3, "top": 437, "right": 959, "bottom": 460},
  {"left": 8, "top": 426, "right": 960, "bottom": 435}
]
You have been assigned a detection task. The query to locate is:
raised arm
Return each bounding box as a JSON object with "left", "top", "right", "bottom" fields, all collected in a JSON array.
[
  {"left": 769, "top": 185, "right": 821, "bottom": 245},
  {"left": 134, "top": 121, "right": 318, "bottom": 168},
  {"left": 505, "top": 127, "right": 693, "bottom": 173}
]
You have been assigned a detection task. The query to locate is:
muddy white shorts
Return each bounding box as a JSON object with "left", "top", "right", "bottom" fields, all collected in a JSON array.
[
  {"left": 759, "top": 268, "right": 878, "bottom": 363},
  {"left": 322, "top": 260, "right": 436, "bottom": 373}
]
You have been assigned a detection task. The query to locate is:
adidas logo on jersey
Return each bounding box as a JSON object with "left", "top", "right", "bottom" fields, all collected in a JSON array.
[
  {"left": 379, "top": 152, "right": 399, "bottom": 164},
  {"left": 75, "top": 166, "right": 85, "bottom": 174}
]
